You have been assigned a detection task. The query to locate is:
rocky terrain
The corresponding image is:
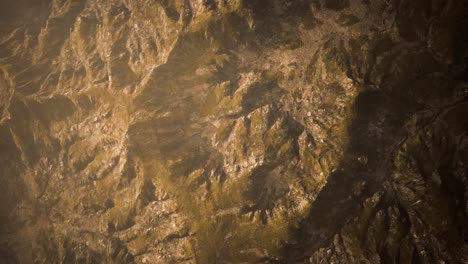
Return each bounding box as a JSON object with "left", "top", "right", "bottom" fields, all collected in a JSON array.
[{"left": 0, "top": 0, "right": 467, "bottom": 263}]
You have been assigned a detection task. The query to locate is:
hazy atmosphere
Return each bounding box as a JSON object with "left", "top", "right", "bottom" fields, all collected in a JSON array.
[{"left": 0, "top": 0, "right": 467, "bottom": 263}]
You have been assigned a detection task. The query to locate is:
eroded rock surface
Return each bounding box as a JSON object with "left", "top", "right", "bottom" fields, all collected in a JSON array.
[{"left": 0, "top": 0, "right": 467, "bottom": 263}]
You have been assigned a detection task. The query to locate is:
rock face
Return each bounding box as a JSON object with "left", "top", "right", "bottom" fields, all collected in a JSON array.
[{"left": 0, "top": 0, "right": 466, "bottom": 263}]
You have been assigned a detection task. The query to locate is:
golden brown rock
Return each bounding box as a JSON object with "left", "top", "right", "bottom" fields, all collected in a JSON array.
[{"left": 0, "top": 0, "right": 467, "bottom": 263}]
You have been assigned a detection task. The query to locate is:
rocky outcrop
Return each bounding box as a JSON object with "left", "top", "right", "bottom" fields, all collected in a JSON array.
[{"left": 0, "top": 0, "right": 466, "bottom": 263}]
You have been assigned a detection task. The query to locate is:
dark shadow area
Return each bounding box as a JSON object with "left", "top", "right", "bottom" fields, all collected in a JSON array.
[{"left": 278, "top": 88, "right": 412, "bottom": 262}]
